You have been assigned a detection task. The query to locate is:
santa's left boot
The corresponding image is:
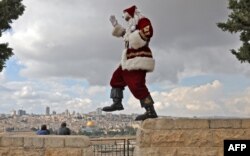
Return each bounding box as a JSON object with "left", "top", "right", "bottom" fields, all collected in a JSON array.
[{"left": 135, "top": 95, "right": 158, "bottom": 121}]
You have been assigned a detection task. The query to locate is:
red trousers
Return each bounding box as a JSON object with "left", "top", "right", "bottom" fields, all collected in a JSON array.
[{"left": 110, "top": 66, "right": 150, "bottom": 100}]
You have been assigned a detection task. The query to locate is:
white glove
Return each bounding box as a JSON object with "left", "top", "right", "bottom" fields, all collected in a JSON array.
[{"left": 110, "top": 15, "right": 118, "bottom": 27}]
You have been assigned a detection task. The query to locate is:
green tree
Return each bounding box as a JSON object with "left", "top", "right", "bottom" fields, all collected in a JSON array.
[
  {"left": 0, "top": 0, "right": 25, "bottom": 72},
  {"left": 217, "top": 0, "right": 250, "bottom": 63}
]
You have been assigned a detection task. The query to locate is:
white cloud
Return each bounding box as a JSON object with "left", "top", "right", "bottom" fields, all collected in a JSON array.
[
  {"left": 87, "top": 86, "right": 106, "bottom": 96},
  {"left": 0, "top": 69, "right": 6, "bottom": 82},
  {"left": 2, "top": 0, "right": 249, "bottom": 86},
  {"left": 14, "top": 85, "right": 37, "bottom": 99},
  {"left": 153, "top": 80, "right": 223, "bottom": 116},
  {"left": 123, "top": 80, "right": 250, "bottom": 117}
]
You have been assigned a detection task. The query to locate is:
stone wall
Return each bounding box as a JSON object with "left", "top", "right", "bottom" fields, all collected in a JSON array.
[
  {"left": 0, "top": 135, "right": 93, "bottom": 156},
  {"left": 135, "top": 118, "right": 250, "bottom": 156}
]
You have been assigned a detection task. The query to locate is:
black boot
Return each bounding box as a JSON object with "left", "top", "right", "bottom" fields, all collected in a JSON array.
[
  {"left": 135, "top": 95, "right": 158, "bottom": 121},
  {"left": 102, "top": 88, "right": 124, "bottom": 112}
]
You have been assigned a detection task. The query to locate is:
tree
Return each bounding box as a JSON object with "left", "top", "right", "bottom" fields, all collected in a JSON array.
[
  {"left": 217, "top": 0, "right": 250, "bottom": 63},
  {"left": 0, "top": 0, "right": 25, "bottom": 72}
]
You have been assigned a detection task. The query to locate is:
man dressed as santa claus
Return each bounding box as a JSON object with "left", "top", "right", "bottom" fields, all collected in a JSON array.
[{"left": 102, "top": 5, "right": 158, "bottom": 121}]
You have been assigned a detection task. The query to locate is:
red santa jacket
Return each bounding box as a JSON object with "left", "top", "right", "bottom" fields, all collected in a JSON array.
[{"left": 112, "top": 17, "right": 155, "bottom": 72}]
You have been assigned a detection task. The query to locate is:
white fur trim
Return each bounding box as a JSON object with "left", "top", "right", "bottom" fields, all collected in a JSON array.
[
  {"left": 112, "top": 24, "right": 125, "bottom": 37},
  {"left": 121, "top": 49, "right": 155, "bottom": 72},
  {"left": 128, "top": 30, "right": 147, "bottom": 49}
]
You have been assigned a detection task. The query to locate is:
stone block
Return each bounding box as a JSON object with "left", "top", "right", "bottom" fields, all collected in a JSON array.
[
  {"left": 173, "top": 118, "right": 209, "bottom": 129},
  {"left": 0, "top": 136, "right": 24, "bottom": 147},
  {"left": 142, "top": 118, "right": 209, "bottom": 130},
  {"left": 176, "top": 147, "right": 219, "bottom": 156},
  {"left": 82, "top": 147, "right": 94, "bottom": 156},
  {"left": 0, "top": 147, "right": 9, "bottom": 155},
  {"left": 24, "top": 136, "right": 44, "bottom": 148},
  {"left": 45, "top": 148, "right": 82, "bottom": 156},
  {"left": 242, "top": 119, "right": 250, "bottom": 128},
  {"left": 7, "top": 147, "right": 24, "bottom": 156},
  {"left": 136, "top": 129, "right": 152, "bottom": 147},
  {"left": 44, "top": 136, "right": 64, "bottom": 148},
  {"left": 65, "top": 136, "right": 91, "bottom": 148},
  {"left": 209, "top": 119, "right": 241, "bottom": 129},
  {"left": 135, "top": 147, "right": 178, "bottom": 156},
  {"left": 211, "top": 129, "right": 247, "bottom": 146},
  {"left": 149, "top": 129, "right": 212, "bottom": 147},
  {"left": 136, "top": 147, "right": 220, "bottom": 156},
  {"left": 142, "top": 118, "right": 175, "bottom": 130},
  {"left": 23, "top": 148, "right": 44, "bottom": 156}
]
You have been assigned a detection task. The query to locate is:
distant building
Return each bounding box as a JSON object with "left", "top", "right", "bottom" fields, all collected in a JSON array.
[
  {"left": 88, "top": 111, "right": 96, "bottom": 116},
  {"left": 46, "top": 106, "right": 50, "bottom": 115},
  {"left": 96, "top": 108, "right": 102, "bottom": 116},
  {"left": 52, "top": 111, "right": 56, "bottom": 115},
  {"left": 17, "top": 109, "right": 26, "bottom": 116},
  {"left": 65, "top": 109, "right": 69, "bottom": 116}
]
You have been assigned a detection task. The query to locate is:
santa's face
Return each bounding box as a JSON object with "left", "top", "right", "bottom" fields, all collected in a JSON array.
[
  {"left": 123, "top": 12, "right": 131, "bottom": 22},
  {"left": 125, "top": 16, "right": 131, "bottom": 21}
]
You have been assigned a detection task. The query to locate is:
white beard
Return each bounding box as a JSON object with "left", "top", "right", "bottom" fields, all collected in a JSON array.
[
  {"left": 124, "top": 12, "right": 144, "bottom": 42},
  {"left": 126, "top": 18, "right": 137, "bottom": 32}
]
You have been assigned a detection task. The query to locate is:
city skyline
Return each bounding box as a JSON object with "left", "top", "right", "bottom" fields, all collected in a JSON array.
[{"left": 1, "top": 0, "right": 250, "bottom": 117}]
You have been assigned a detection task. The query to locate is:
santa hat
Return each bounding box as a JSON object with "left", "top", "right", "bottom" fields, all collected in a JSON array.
[{"left": 123, "top": 5, "right": 137, "bottom": 18}]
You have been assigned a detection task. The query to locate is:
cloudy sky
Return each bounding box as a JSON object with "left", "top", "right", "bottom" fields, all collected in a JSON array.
[{"left": 1, "top": 0, "right": 250, "bottom": 117}]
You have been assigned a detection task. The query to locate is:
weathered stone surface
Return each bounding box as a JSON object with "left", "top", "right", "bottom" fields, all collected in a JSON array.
[
  {"left": 183, "top": 130, "right": 212, "bottom": 147},
  {"left": 44, "top": 136, "right": 64, "bottom": 148},
  {"left": 65, "top": 136, "right": 91, "bottom": 148},
  {"left": 173, "top": 119, "right": 209, "bottom": 129},
  {"left": 149, "top": 130, "right": 212, "bottom": 147},
  {"left": 45, "top": 148, "right": 82, "bottom": 156},
  {"left": 151, "top": 130, "right": 185, "bottom": 147},
  {"left": 0, "top": 136, "right": 24, "bottom": 147},
  {"left": 211, "top": 129, "right": 248, "bottom": 146},
  {"left": 242, "top": 119, "right": 250, "bottom": 128},
  {"left": 6, "top": 147, "right": 24, "bottom": 156},
  {"left": 0, "top": 147, "right": 9, "bottom": 155},
  {"left": 176, "top": 147, "right": 219, "bottom": 156},
  {"left": 0, "top": 135, "right": 93, "bottom": 156},
  {"left": 136, "top": 147, "right": 219, "bottom": 156},
  {"left": 136, "top": 129, "right": 152, "bottom": 147},
  {"left": 209, "top": 119, "right": 241, "bottom": 129},
  {"left": 135, "top": 147, "right": 178, "bottom": 156},
  {"left": 142, "top": 118, "right": 209, "bottom": 130},
  {"left": 23, "top": 149, "right": 44, "bottom": 156},
  {"left": 142, "top": 118, "right": 175, "bottom": 130},
  {"left": 82, "top": 147, "right": 94, "bottom": 156},
  {"left": 24, "top": 136, "right": 44, "bottom": 148}
]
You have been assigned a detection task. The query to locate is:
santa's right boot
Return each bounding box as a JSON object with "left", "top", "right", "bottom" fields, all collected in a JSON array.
[
  {"left": 102, "top": 88, "right": 124, "bottom": 112},
  {"left": 135, "top": 95, "right": 158, "bottom": 121}
]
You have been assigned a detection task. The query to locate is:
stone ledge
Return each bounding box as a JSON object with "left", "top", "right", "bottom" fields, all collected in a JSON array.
[
  {"left": 142, "top": 118, "right": 250, "bottom": 130},
  {"left": 0, "top": 135, "right": 93, "bottom": 156},
  {"left": 0, "top": 135, "right": 91, "bottom": 148},
  {"left": 136, "top": 118, "right": 250, "bottom": 156}
]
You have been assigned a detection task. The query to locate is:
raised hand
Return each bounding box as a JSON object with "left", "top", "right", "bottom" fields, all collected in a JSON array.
[{"left": 110, "top": 15, "right": 118, "bottom": 27}]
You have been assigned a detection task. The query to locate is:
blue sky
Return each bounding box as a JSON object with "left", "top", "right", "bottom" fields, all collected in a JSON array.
[{"left": 1, "top": 0, "right": 250, "bottom": 117}]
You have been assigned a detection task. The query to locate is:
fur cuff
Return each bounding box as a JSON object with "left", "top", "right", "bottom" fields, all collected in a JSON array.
[
  {"left": 112, "top": 24, "right": 125, "bottom": 37},
  {"left": 128, "top": 30, "right": 147, "bottom": 49}
]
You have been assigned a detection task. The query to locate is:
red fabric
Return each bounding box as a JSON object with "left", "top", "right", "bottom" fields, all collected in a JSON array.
[
  {"left": 123, "top": 5, "right": 137, "bottom": 18},
  {"left": 126, "top": 47, "right": 152, "bottom": 59},
  {"left": 110, "top": 66, "right": 150, "bottom": 100}
]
